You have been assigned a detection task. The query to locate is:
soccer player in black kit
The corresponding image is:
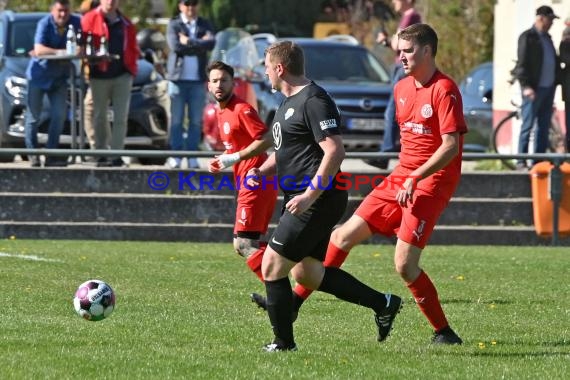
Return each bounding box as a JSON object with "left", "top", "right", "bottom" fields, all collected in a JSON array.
[{"left": 246, "top": 41, "right": 403, "bottom": 352}]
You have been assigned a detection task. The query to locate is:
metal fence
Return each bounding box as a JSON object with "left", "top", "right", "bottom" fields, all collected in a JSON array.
[{"left": 1, "top": 148, "right": 569, "bottom": 246}]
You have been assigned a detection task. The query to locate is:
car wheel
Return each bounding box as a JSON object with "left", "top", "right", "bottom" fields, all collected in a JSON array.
[{"left": 0, "top": 140, "right": 15, "bottom": 162}]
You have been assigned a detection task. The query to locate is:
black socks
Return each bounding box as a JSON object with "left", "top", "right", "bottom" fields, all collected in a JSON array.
[
  {"left": 264, "top": 267, "right": 388, "bottom": 346},
  {"left": 318, "top": 266, "right": 387, "bottom": 313},
  {"left": 265, "top": 277, "right": 295, "bottom": 347}
]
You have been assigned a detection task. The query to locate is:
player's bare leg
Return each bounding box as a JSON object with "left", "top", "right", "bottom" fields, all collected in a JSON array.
[
  {"left": 292, "top": 256, "right": 402, "bottom": 343},
  {"left": 251, "top": 215, "right": 374, "bottom": 315},
  {"left": 290, "top": 215, "right": 374, "bottom": 303},
  {"left": 234, "top": 236, "right": 266, "bottom": 281},
  {"left": 261, "top": 248, "right": 402, "bottom": 351},
  {"left": 395, "top": 239, "right": 462, "bottom": 344}
]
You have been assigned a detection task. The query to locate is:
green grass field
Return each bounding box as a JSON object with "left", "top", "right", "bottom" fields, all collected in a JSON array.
[{"left": 1, "top": 240, "right": 568, "bottom": 379}]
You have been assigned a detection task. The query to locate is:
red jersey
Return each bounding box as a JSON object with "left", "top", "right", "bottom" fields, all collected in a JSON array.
[
  {"left": 216, "top": 95, "right": 276, "bottom": 234},
  {"left": 394, "top": 70, "right": 468, "bottom": 196},
  {"left": 216, "top": 95, "right": 269, "bottom": 181}
]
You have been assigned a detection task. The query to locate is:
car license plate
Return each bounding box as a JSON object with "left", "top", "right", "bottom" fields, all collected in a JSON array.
[{"left": 346, "top": 118, "right": 384, "bottom": 131}]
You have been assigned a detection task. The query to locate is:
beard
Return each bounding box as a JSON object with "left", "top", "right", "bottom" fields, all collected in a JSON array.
[{"left": 215, "top": 92, "right": 233, "bottom": 103}]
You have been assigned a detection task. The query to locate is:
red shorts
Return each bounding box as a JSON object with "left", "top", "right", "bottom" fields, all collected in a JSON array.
[
  {"left": 234, "top": 185, "right": 278, "bottom": 235},
  {"left": 354, "top": 168, "right": 454, "bottom": 249}
]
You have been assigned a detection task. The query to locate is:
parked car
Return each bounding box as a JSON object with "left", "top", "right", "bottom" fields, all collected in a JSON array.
[
  {"left": 458, "top": 61, "right": 493, "bottom": 152},
  {"left": 0, "top": 10, "right": 170, "bottom": 163},
  {"left": 286, "top": 38, "right": 392, "bottom": 151},
  {"left": 203, "top": 31, "right": 393, "bottom": 152},
  {"left": 251, "top": 32, "right": 277, "bottom": 58}
]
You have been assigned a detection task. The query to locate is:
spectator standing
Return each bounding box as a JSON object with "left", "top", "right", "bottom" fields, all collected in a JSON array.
[
  {"left": 79, "top": 0, "right": 98, "bottom": 161},
  {"left": 25, "top": 0, "right": 81, "bottom": 167},
  {"left": 206, "top": 61, "right": 278, "bottom": 284},
  {"left": 249, "top": 41, "right": 402, "bottom": 352},
  {"left": 560, "top": 18, "right": 570, "bottom": 152},
  {"left": 512, "top": 5, "right": 560, "bottom": 170},
  {"left": 252, "top": 24, "right": 466, "bottom": 345},
  {"left": 81, "top": 0, "right": 139, "bottom": 167},
  {"left": 166, "top": 0, "right": 215, "bottom": 169},
  {"left": 368, "top": 0, "right": 421, "bottom": 169}
]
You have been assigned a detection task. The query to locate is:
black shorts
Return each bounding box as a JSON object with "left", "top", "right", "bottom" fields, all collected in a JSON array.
[{"left": 268, "top": 189, "right": 348, "bottom": 262}]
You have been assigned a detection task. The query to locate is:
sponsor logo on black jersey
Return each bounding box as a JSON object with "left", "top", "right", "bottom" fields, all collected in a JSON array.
[
  {"left": 272, "top": 122, "right": 282, "bottom": 150},
  {"left": 319, "top": 119, "right": 338, "bottom": 130}
]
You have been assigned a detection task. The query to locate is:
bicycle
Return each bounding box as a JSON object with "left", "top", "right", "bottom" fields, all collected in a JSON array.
[{"left": 491, "top": 100, "right": 566, "bottom": 170}]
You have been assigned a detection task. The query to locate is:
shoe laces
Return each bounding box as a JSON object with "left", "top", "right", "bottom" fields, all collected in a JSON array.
[
  {"left": 375, "top": 294, "right": 397, "bottom": 326},
  {"left": 375, "top": 313, "right": 392, "bottom": 327}
]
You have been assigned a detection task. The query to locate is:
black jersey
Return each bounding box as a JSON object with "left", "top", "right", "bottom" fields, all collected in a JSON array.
[{"left": 271, "top": 82, "right": 342, "bottom": 195}]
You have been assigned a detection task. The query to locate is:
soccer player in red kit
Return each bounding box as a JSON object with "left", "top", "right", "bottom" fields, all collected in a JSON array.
[
  {"left": 251, "top": 24, "right": 467, "bottom": 345},
  {"left": 206, "top": 61, "right": 278, "bottom": 282}
]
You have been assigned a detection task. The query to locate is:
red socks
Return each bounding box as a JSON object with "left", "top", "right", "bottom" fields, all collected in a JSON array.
[
  {"left": 293, "top": 242, "right": 350, "bottom": 300},
  {"left": 407, "top": 270, "right": 449, "bottom": 332},
  {"left": 292, "top": 282, "right": 314, "bottom": 300},
  {"left": 323, "top": 242, "right": 350, "bottom": 267},
  {"left": 246, "top": 242, "right": 267, "bottom": 281}
]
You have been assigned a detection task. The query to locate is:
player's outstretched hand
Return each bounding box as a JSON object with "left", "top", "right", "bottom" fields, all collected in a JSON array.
[{"left": 208, "top": 158, "right": 221, "bottom": 173}]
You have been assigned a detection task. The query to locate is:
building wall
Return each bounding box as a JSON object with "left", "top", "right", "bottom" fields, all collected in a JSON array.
[{"left": 493, "top": 0, "right": 569, "bottom": 150}]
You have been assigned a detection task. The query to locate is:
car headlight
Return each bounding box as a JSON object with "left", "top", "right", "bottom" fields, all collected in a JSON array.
[{"left": 5, "top": 76, "right": 27, "bottom": 99}]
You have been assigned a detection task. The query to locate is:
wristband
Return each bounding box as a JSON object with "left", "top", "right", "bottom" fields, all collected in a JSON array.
[{"left": 219, "top": 152, "right": 241, "bottom": 169}]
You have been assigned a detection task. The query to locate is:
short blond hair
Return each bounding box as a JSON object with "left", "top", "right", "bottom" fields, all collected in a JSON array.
[{"left": 265, "top": 41, "right": 305, "bottom": 76}]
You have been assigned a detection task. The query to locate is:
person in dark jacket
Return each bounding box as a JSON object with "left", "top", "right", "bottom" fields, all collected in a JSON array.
[
  {"left": 165, "top": 0, "right": 215, "bottom": 169},
  {"left": 511, "top": 5, "right": 560, "bottom": 169},
  {"left": 560, "top": 18, "right": 570, "bottom": 152}
]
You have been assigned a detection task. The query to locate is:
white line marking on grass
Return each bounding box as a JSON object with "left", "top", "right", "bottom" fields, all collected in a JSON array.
[{"left": 0, "top": 252, "right": 62, "bottom": 262}]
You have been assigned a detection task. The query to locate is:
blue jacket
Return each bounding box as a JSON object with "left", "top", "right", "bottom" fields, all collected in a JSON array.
[
  {"left": 26, "top": 14, "right": 82, "bottom": 89},
  {"left": 166, "top": 16, "right": 215, "bottom": 82}
]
